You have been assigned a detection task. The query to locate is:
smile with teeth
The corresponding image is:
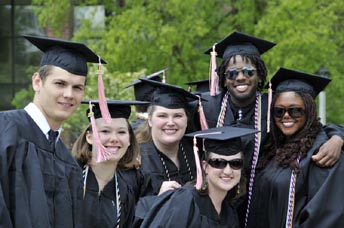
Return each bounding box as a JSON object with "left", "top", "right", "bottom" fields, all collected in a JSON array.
[
  {"left": 235, "top": 85, "right": 248, "bottom": 92},
  {"left": 163, "top": 129, "right": 177, "bottom": 134},
  {"left": 282, "top": 121, "right": 295, "bottom": 127}
]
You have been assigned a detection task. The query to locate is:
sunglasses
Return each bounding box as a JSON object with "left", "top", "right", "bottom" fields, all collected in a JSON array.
[
  {"left": 273, "top": 107, "right": 305, "bottom": 118},
  {"left": 207, "top": 158, "right": 243, "bottom": 170},
  {"left": 224, "top": 66, "right": 256, "bottom": 80}
]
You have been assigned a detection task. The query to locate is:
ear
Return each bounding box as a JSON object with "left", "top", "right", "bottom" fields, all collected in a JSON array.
[
  {"left": 85, "top": 130, "right": 93, "bottom": 145},
  {"left": 148, "top": 116, "right": 153, "bottom": 127},
  {"left": 32, "top": 72, "right": 42, "bottom": 92}
]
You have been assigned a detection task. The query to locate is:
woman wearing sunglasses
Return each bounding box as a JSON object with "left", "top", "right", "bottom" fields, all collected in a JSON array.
[
  {"left": 245, "top": 68, "right": 344, "bottom": 228},
  {"left": 138, "top": 126, "right": 256, "bottom": 228}
]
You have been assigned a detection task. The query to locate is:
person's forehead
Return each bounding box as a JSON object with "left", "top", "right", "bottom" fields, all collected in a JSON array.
[
  {"left": 227, "top": 55, "right": 254, "bottom": 66},
  {"left": 208, "top": 152, "right": 242, "bottom": 159},
  {"left": 152, "top": 105, "right": 186, "bottom": 114}
]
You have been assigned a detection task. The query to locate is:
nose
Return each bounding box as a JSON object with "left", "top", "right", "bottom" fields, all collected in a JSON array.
[
  {"left": 235, "top": 70, "right": 246, "bottom": 80},
  {"left": 109, "top": 133, "right": 119, "bottom": 142},
  {"left": 63, "top": 87, "right": 73, "bottom": 98},
  {"left": 166, "top": 116, "right": 175, "bottom": 125},
  {"left": 223, "top": 163, "right": 233, "bottom": 174}
]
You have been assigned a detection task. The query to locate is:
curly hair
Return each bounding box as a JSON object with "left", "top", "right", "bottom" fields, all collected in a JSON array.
[
  {"left": 257, "top": 91, "right": 322, "bottom": 172},
  {"left": 216, "top": 54, "right": 268, "bottom": 92}
]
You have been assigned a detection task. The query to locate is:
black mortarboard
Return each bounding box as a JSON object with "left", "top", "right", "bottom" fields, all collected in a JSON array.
[
  {"left": 204, "top": 31, "right": 276, "bottom": 60},
  {"left": 24, "top": 35, "right": 106, "bottom": 76},
  {"left": 125, "top": 69, "right": 165, "bottom": 101},
  {"left": 185, "top": 79, "right": 210, "bottom": 93},
  {"left": 269, "top": 67, "right": 332, "bottom": 98},
  {"left": 82, "top": 100, "right": 150, "bottom": 119},
  {"left": 139, "top": 78, "right": 203, "bottom": 109},
  {"left": 185, "top": 126, "right": 257, "bottom": 155}
]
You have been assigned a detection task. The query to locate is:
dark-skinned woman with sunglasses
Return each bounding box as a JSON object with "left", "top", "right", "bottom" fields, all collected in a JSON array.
[
  {"left": 245, "top": 68, "right": 344, "bottom": 228},
  {"left": 138, "top": 126, "right": 256, "bottom": 228}
]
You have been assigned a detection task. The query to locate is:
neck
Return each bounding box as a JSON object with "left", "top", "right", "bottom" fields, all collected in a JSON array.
[
  {"left": 208, "top": 185, "right": 227, "bottom": 215},
  {"left": 33, "top": 100, "right": 62, "bottom": 130},
  {"left": 90, "top": 161, "right": 117, "bottom": 191},
  {"left": 154, "top": 140, "right": 180, "bottom": 166},
  {"left": 229, "top": 92, "right": 257, "bottom": 108}
]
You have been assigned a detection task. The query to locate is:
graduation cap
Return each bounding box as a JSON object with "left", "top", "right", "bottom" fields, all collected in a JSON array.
[
  {"left": 185, "top": 126, "right": 258, "bottom": 156},
  {"left": 82, "top": 100, "right": 150, "bottom": 119},
  {"left": 139, "top": 78, "right": 203, "bottom": 109},
  {"left": 24, "top": 35, "right": 106, "bottom": 76},
  {"left": 125, "top": 69, "right": 165, "bottom": 101},
  {"left": 185, "top": 79, "right": 210, "bottom": 93},
  {"left": 269, "top": 67, "right": 332, "bottom": 98},
  {"left": 204, "top": 31, "right": 276, "bottom": 60}
]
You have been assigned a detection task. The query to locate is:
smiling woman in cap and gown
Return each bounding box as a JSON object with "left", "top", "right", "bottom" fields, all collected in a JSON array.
[
  {"left": 0, "top": 35, "right": 104, "bottom": 227},
  {"left": 137, "top": 126, "right": 257, "bottom": 228},
  {"left": 134, "top": 79, "right": 201, "bottom": 198},
  {"left": 72, "top": 100, "right": 149, "bottom": 228},
  {"left": 245, "top": 68, "right": 344, "bottom": 228}
]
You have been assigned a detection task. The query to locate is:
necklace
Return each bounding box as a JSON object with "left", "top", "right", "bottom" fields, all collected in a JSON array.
[
  {"left": 83, "top": 165, "right": 121, "bottom": 228},
  {"left": 158, "top": 143, "right": 193, "bottom": 181}
]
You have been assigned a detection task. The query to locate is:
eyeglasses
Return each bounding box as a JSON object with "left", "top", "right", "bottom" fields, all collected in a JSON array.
[
  {"left": 273, "top": 107, "right": 305, "bottom": 118},
  {"left": 207, "top": 158, "right": 243, "bottom": 170},
  {"left": 224, "top": 66, "right": 256, "bottom": 80}
]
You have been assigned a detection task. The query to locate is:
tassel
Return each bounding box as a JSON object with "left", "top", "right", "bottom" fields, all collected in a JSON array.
[
  {"left": 193, "top": 136, "right": 203, "bottom": 190},
  {"left": 209, "top": 44, "right": 219, "bottom": 96},
  {"left": 88, "top": 101, "right": 112, "bottom": 163},
  {"left": 197, "top": 95, "right": 208, "bottom": 130},
  {"left": 267, "top": 81, "right": 272, "bottom": 133},
  {"left": 97, "top": 56, "right": 111, "bottom": 123}
]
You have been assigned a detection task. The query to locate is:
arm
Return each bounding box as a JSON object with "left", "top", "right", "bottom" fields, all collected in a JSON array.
[
  {"left": 312, "top": 124, "right": 344, "bottom": 166},
  {"left": 298, "top": 149, "right": 344, "bottom": 227}
]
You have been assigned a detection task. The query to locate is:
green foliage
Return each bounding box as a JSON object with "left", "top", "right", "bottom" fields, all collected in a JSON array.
[
  {"left": 19, "top": 0, "right": 344, "bottom": 146},
  {"left": 254, "top": 0, "right": 344, "bottom": 124}
]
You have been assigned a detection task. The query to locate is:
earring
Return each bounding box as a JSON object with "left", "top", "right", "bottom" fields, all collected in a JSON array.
[
  {"left": 236, "top": 184, "right": 241, "bottom": 195},
  {"left": 201, "top": 181, "right": 208, "bottom": 191}
]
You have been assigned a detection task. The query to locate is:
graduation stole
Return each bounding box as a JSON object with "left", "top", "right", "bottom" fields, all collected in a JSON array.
[
  {"left": 82, "top": 165, "right": 121, "bottom": 228},
  {"left": 216, "top": 92, "right": 263, "bottom": 228},
  {"left": 286, "top": 153, "right": 302, "bottom": 228}
]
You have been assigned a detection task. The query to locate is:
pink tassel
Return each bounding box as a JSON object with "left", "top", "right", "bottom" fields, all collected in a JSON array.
[
  {"left": 267, "top": 81, "right": 272, "bottom": 133},
  {"left": 97, "top": 56, "right": 111, "bottom": 123},
  {"left": 88, "top": 102, "right": 112, "bottom": 163},
  {"left": 197, "top": 95, "right": 208, "bottom": 130},
  {"left": 193, "top": 136, "right": 203, "bottom": 190},
  {"left": 209, "top": 44, "right": 219, "bottom": 96}
]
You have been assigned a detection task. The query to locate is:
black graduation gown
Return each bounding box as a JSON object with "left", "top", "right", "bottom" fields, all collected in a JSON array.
[
  {"left": 247, "top": 129, "right": 344, "bottom": 228},
  {"left": 0, "top": 110, "right": 83, "bottom": 228},
  {"left": 201, "top": 91, "right": 269, "bottom": 175},
  {"left": 139, "top": 185, "right": 239, "bottom": 228},
  {"left": 139, "top": 138, "right": 196, "bottom": 196},
  {"left": 82, "top": 168, "right": 143, "bottom": 228}
]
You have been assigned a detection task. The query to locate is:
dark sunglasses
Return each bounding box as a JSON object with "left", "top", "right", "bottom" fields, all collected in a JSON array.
[
  {"left": 224, "top": 66, "right": 256, "bottom": 80},
  {"left": 273, "top": 107, "right": 305, "bottom": 118},
  {"left": 207, "top": 158, "right": 243, "bottom": 170}
]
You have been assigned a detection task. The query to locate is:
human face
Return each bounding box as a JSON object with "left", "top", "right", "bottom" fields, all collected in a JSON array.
[
  {"left": 225, "top": 55, "right": 261, "bottom": 107},
  {"left": 273, "top": 91, "right": 306, "bottom": 137},
  {"left": 148, "top": 106, "right": 187, "bottom": 147},
  {"left": 203, "top": 152, "right": 242, "bottom": 193},
  {"left": 87, "top": 118, "right": 130, "bottom": 163},
  {"left": 32, "top": 66, "right": 85, "bottom": 129}
]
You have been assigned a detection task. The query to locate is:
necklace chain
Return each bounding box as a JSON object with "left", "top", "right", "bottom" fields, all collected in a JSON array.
[{"left": 158, "top": 143, "right": 193, "bottom": 181}]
